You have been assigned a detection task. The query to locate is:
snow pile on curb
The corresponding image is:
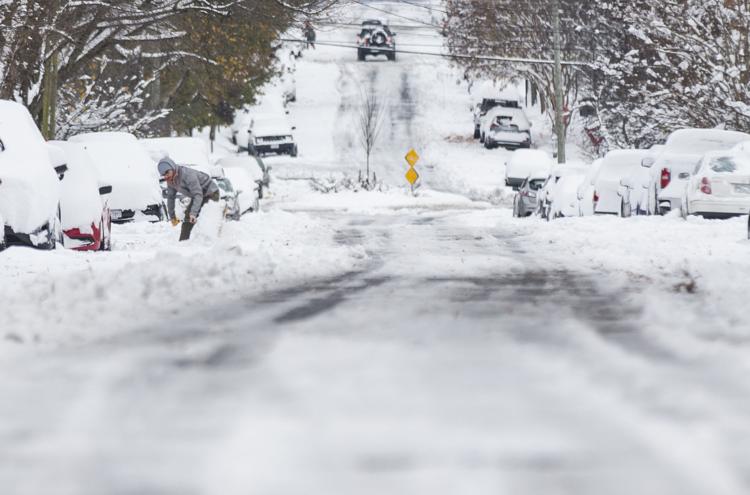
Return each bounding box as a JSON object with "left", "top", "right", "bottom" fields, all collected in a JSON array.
[{"left": 0, "top": 210, "right": 367, "bottom": 352}]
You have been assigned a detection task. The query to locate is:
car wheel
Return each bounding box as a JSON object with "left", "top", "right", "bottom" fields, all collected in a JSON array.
[
  {"left": 512, "top": 198, "right": 520, "bottom": 218},
  {"left": 483, "top": 139, "right": 493, "bottom": 150},
  {"left": 290, "top": 144, "right": 298, "bottom": 157},
  {"left": 479, "top": 133, "right": 485, "bottom": 144},
  {"left": 473, "top": 126, "right": 480, "bottom": 139},
  {"left": 357, "top": 49, "right": 365, "bottom": 61}
]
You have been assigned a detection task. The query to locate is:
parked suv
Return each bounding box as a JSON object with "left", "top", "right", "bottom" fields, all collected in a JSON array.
[
  {"left": 357, "top": 20, "right": 396, "bottom": 61},
  {"left": 472, "top": 97, "right": 519, "bottom": 139}
]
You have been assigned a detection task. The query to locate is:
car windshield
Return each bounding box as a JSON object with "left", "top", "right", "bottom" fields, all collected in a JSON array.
[
  {"left": 529, "top": 179, "right": 545, "bottom": 190},
  {"left": 493, "top": 117, "right": 519, "bottom": 132},
  {"left": 216, "top": 178, "right": 234, "bottom": 193},
  {"left": 707, "top": 155, "right": 750, "bottom": 174}
]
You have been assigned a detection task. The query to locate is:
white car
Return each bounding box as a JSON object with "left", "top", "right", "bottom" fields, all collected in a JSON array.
[
  {"left": 0, "top": 100, "right": 62, "bottom": 250},
  {"left": 470, "top": 87, "right": 522, "bottom": 139},
  {"left": 216, "top": 155, "right": 267, "bottom": 215},
  {"left": 576, "top": 158, "right": 603, "bottom": 216},
  {"left": 548, "top": 168, "right": 587, "bottom": 219},
  {"left": 593, "top": 150, "right": 650, "bottom": 215},
  {"left": 69, "top": 132, "right": 164, "bottom": 223},
  {"left": 682, "top": 151, "right": 750, "bottom": 219},
  {"left": 231, "top": 95, "right": 289, "bottom": 150},
  {"left": 536, "top": 164, "right": 586, "bottom": 220},
  {"left": 618, "top": 150, "right": 660, "bottom": 217},
  {"left": 50, "top": 141, "right": 113, "bottom": 251},
  {"left": 249, "top": 113, "right": 298, "bottom": 157},
  {"left": 648, "top": 129, "right": 750, "bottom": 214},
  {"left": 480, "top": 107, "right": 532, "bottom": 150},
  {"left": 141, "top": 137, "right": 211, "bottom": 169},
  {"left": 504, "top": 149, "right": 553, "bottom": 189}
]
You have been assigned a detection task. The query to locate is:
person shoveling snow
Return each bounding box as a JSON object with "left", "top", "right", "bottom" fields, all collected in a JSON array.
[{"left": 158, "top": 157, "right": 220, "bottom": 241}]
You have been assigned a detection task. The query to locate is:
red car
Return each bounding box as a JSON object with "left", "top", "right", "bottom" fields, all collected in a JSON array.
[{"left": 49, "top": 141, "right": 113, "bottom": 251}]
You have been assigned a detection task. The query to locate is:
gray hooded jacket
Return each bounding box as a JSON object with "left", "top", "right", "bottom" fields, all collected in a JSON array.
[{"left": 165, "top": 165, "right": 219, "bottom": 218}]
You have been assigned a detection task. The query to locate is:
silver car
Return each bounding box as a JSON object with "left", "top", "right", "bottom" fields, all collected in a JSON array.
[{"left": 512, "top": 174, "right": 547, "bottom": 217}]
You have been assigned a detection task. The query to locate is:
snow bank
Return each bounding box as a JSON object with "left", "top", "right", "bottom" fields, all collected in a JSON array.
[{"left": 0, "top": 210, "right": 368, "bottom": 353}]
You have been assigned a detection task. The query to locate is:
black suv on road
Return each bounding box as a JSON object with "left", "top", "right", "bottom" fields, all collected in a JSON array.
[{"left": 357, "top": 20, "right": 396, "bottom": 61}]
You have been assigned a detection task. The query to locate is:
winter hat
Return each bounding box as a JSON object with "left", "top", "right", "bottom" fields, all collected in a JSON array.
[{"left": 157, "top": 157, "right": 177, "bottom": 176}]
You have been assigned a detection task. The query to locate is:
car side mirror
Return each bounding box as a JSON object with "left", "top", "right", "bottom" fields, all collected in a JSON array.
[
  {"left": 292, "top": 126, "right": 296, "bottom": 130},
  {"left": 641, "top": 157, "right": 655, "bottom": 168},
  {"left": 99, "top": 185, "right": 113, "bottom": 195},
  {"left": 678, "top": 172, "right": 690, "bottom": 179}
]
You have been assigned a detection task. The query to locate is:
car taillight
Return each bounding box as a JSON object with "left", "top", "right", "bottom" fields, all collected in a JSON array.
[
  {"left": 660, "top": 168, "right": 671, "bottom": 189},
  {"left": 593, "top": 191, "right": 599, "bottom": 203},
  {"left": 700, "top": 177, "right": 712, "bottom": 194},
  {"left": 386, "top": 36, "right": 392, "bottom": 44}
]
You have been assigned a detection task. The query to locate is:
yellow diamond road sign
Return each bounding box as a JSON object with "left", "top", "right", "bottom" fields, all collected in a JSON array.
[
  {"left": 405, "top": 167, "right": 419, "bottom": 185},
  {"left": 405, "top": 149, "right": 420, "bottom": 167}
]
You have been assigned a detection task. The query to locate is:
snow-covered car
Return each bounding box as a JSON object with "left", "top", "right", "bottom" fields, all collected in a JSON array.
[
  {"left": 648, "top": 129, "right": 750, "bottom": 215},
  {"left": 141, "top": 137, "right": 211, "bottom": 169},
  {"left": 593, "top": 150, "right": 648, "bottom": 216},
  {"left": 249, "top": 114, "right": 298, "bottom": 157},
  {"left": 480, "top": 107, "right": 532, "bottom": 150},
  {"left": 512, "top": 171, "right": 547, "bottom": 218},
  {"left": 471, "top": 95, "right": 521, "bottom": 139},
  {"left": 617, "top": 149, "right": 659, "bottom": 217},
  {"left": 548, "top": 168, "right": 587, "bottom": 219},
  {"left": 536, "top": 164, "right": 586, "bottom": 220},
  {"left": 231, "top": 92, "right": 290, "bottom": 150},
  {"left": 357, "top": 20, "right": 396, "bottom": 61},
  {"left": 214, "top": 175, "right": 241, "bottom": 220},
  {"left": 504, "top": 149, "right": 553, "bottom": 189},
  {"left": 0, "top": 100, "right": 62, "bottom": 250},
  {"left": 69, "top": 132, "right": 165, "bottom": 223},
  {"left": 682, "top": 151, "right": 750, "bottom": 219},
  {"left": 575, "top": 158, "right": 603, "bottom": 216},
  {"left": 49, "top": 141, "right": 113, "bottom": 251},
  {"left": 216, "top": 155, "right": 266, "bottom": 215}
]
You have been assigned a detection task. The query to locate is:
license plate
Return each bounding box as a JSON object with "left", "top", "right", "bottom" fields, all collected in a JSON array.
[
  {"left": 110, "top": 209, "right": 122, "bottom": 220},
  {"left": 271, "top": 144, "right": 279, "bottom": 149},
  {"left": 734, "top": 184, "right": 750, "bottom": 194}
]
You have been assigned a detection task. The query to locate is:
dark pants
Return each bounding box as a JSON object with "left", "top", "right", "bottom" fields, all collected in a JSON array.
[{"left": 179, "top": 191, "right": 220, "bottom": 241}]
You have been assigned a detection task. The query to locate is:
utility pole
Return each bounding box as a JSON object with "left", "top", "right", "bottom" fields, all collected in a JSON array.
[{"left": 551, "top": 0, "right": 566, "bottom": 164}]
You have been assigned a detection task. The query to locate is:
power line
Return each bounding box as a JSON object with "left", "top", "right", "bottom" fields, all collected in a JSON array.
[
  {"left": 347, "top": 0, "right": 444, "bottom": 29},
  {"left": 280, "top": 37, "right": 589, "bottom": 66},
  {"left": 382, "top": 0, "right": 450, "bottom": 15}
]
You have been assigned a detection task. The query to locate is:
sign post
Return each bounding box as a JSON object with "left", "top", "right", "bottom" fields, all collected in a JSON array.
[{"left": 405, "top": 148, "right": 420, "bottom": 195}]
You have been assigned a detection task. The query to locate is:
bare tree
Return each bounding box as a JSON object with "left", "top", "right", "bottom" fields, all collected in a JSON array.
[{"left": 356, "top": 88, "right": 385, "bottom": 189}]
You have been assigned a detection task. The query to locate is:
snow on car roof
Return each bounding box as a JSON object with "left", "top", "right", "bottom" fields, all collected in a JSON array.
[
  {"left": 141, "top": 137, "right": 210, "bottom": 169},
  {"left": 509, "top": 149, "right": 551, "bottom": 165},
  {"left": 598, "top": 149, "right": 648, "bottom": 179},
  {"left": 665, "top": 129, "right": 750, "bottom": 154}
]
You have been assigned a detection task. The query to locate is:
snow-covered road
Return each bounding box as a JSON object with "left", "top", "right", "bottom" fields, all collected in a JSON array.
[{"left": 3, "top": 1, "right": 750, "bottom": 494}]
